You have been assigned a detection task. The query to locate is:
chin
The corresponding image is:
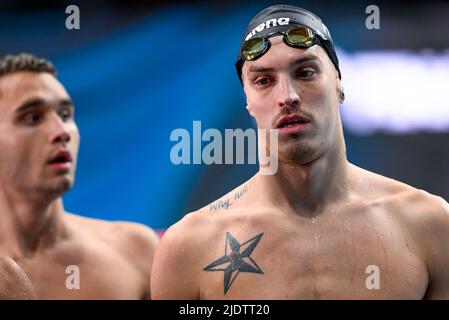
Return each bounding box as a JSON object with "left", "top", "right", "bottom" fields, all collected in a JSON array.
[
  {"left": 58, "top": 178, "right": 73, "bottom": 192},
  {"left": 278, "top": 140, "right": 321, "bottom": 165},
  {"left": 41, "top": 177, "right": 73, "bottom": 196}
]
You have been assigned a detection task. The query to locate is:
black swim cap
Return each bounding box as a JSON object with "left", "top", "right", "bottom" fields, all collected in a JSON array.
[{"left": 236, "top": 4, "right": 341, "bottom": 83}]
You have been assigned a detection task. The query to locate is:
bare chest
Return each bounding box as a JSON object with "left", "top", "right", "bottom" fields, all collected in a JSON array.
[
  {"left": 199, "top": 211, "right": 428, "bottom": 299},
  {"left": 21, "top": 246, "right": 144, "bottom": 299}
]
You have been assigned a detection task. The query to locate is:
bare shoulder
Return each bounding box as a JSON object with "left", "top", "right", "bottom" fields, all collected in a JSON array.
[
  {"left": 107, "top": 220, "right": 160, "bottom": 255},
  {"left": 353, "top": 166, "right": 449, "bottom": 298},
  {"left": 401, "top": 188, "right": 449, "bottom": 217},
  {"left": 65, "top": 213, "right": 159, "bottom": 270},
  {"left": 359, "top": 165, "right": 449, "bottom": 235},
  {"left": 157, "top": 210, "right": 216, "bottom": 255},
  {"left": 151, "top": 210, "right": 218, "bottom": 299},
  {"left": 390, "top": 185, "right": 449, "bottom": 297},
  {"left": 151, "top": 178, "right": 262, "bottom": 299},
  {"left": 350, "top": 164, "right": 449, "bottom": 235},
  {"left": 0, "top": 257, "right": 38, "bottom": 300},
  {"left": 399, "top": 188, "right": 449, "bottom": 234},
  {"left": 354, "top": 164, "right": 448, "bottom": 212}
]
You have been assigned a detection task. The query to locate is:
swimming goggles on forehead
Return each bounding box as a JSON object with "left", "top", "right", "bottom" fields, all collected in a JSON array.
[{"left": 239, "top": 25, "right": 319, "bottom": 61}]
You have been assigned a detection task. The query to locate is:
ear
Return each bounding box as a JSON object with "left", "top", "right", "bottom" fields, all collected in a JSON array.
[
  {"left": 246, "top": 103, "right": 255, "bottom": 118},
  {"left": 335, "top": 76, "right": 345, "bottom": 104}
]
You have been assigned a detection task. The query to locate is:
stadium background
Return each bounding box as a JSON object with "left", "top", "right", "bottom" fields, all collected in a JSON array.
[{"left": 1, "top": 0, "right": 448, "bottom": 231}]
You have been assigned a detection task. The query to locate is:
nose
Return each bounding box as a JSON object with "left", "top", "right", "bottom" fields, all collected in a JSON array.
[
  {"left": 277, "top": 76, "right": 300, "bottom": 110},
  {"left": 48, "top": 113, "right": 71, "bottom": 146}
]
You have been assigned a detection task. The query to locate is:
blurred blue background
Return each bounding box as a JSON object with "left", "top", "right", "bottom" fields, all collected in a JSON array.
[{"left": 1, "top": 0, "right": 448, "bottom": 230}]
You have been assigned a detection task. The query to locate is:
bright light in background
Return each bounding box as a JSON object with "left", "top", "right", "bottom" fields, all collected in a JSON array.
[{"left": 338, "top": 48, "right": 449, "bottom": 135}]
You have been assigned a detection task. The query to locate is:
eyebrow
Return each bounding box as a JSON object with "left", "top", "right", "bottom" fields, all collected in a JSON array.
[
  {"left": 248, "top": 54, "right": 320, "bottom": 73},
  {"left": 15, "top": 98, "right": 74, "bottom": 113}
]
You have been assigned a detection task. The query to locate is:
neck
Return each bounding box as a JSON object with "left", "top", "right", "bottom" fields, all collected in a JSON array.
[
  {"left": 0, "top": 188, "right": 67, "bottom": 257},
  {"left": 257, "top": 130, "right": 351, "bottom": 216}
]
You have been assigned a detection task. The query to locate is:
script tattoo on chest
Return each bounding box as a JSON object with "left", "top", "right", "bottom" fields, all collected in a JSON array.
[{"left": 209, "top": 179, "right": 256, "bottom": 212}]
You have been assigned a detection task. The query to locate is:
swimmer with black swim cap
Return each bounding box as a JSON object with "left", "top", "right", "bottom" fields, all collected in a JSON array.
[{"left": 152, "top": 4, "right": 449, "bottom": 300}]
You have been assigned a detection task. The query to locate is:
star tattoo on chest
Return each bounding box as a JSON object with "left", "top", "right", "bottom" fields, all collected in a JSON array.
[{"left": 203, "top": 232, "right": 264, "bottom": 294}]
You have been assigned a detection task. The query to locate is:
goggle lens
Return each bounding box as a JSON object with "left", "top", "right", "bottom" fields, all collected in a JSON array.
[
  {"left": 285, "top": 27, "right": 314, "bottom": 47},
  {"left": 241, "top": 26, "right": 315, "bottom": 61},
  {"left": 242, "top": 37, "right": 268, "bottom": 61}
]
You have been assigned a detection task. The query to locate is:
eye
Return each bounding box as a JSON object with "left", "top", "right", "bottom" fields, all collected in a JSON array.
[
  {"left": 22, "top": 112, "right": 43, "bottom": 125},
  {"left": 254, "top": 77, "right": 272, "bottom": 87},
  {"left": 58, "top": 108, "right": 73, "bottom": 122},
  {"left": 296, "top": 69, "right": 316, "bottom": 79}
]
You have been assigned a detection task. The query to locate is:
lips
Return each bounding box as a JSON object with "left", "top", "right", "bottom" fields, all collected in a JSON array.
[
  {"left": 48, "top": 150, "right": 72, "bottom": 165},
  {"left": 276, "top": 114, "right": 310, "bottom": 129}
]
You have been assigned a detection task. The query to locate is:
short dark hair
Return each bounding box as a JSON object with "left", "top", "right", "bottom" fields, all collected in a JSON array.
[{"left": 0, "top": 53, "right": 57, "bottom": 78}]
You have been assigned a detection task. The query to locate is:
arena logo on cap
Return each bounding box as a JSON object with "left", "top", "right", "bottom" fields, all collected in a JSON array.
[{"left": 245, "top": 17, "right": 290, "bottom": 41}]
